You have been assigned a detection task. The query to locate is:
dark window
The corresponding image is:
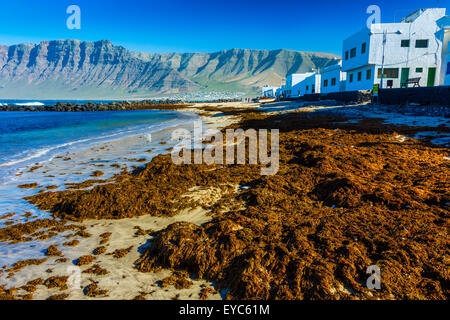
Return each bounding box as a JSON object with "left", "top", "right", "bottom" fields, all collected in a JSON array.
[
  {"left": 358, "top": 72, "right": 362, "bottom": 81},
  {"left": 366, "top": 69, "right": 372, "bottom": 80},
  {"left": 350, "top": 48, "right": 357, "bottom": 58},
  {"left": 345, "top": 51, "right": 349, "bottom": 60},
  {"left": 312, "top": 85, "right": 315, "bottom": 93},
  {"left": 323, "top": 79, "right": 328, "bottom": 87},
  {"left": 362, "top": 42, "right": 367, "bottom": 54},
  {"left": 415, "top": 40, "right": 429, "bottom": 48},
  {"left": 416, "top": 67, "right": 423, "bottom": 73},
  {"left": 306, "top": 85, "right": 309, "bottom": 91},
  {"left": 447, "top": 62, "right": 450, "bottom": 75},
  {"left": 401, "top": 40, "right": 410, "bottom": 47},
  {"left": 378, "top": 68, "right": 399, "bottom": 79},
  {"left": 331, "top": 78, "right": 337, "bottom": 86},
  {"left": 350, "top": 74, "right": 354, "bottom": 83}
]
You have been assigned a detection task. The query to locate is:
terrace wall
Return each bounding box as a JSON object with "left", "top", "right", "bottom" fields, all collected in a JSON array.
[{"left": 378, "top": 86, "right": 450, "bottom": 106}]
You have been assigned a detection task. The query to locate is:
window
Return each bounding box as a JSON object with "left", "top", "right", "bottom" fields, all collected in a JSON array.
[
  {"left": 323, "top": 79, "right": 328, "bottom": 87},
  {"left": 416, "top": 67, "right": 423, "bottom": 73},
  {"left": 401, "top": 40, "right": 410, "bottom": 47},
  {"left": 366, "top": 69, "right": 372, "bottom": 80},
  {"left": 447, "top": 62, "right": 450, "bottom": 75},
  {"left": 345, "top": 51, "right": 349, "bottom": 60},
  {"left": 361, "top": 42, "right": 367, "bottom": 54},
  {"left": 312, "top": 85, "right": 315, "bottom": 93},
  {"left": 331, "top": 78, "right": 337, "bottom": 86},
  {"left": 306, "top": 85, "right": 309, "bottom": 91},
  {"left": 358, "top": 72, "right": 362, "bottom": 81},
  {"left": 378, "top": 68, "right": 399, "bottom": 79},
  {"left": 415, "top": 40, "right": 429, "bottom": 48},
  {"left": 350, "top": 48, "right": 357, "bottom": 58},
  {"left": 349, "top": 74, "right": 354, "bottom": 83}
]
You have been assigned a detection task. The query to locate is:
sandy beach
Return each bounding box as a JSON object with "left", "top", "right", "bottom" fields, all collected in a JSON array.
[
  {"left": 1, "top": 100, "right": 449, "bottom": 300},
  {"left": 0, "top": 102, "right": 248, "bottom": 300}
]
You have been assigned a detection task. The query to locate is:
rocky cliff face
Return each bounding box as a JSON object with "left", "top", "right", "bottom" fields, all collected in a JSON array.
[
  {"left": 0, "top": 40, "right": 339, "bottom": 99},
  {"left": 137, "top": 48, "right": 339, "bottom": 92},
  {"left": 0, "top": 40, "right": 200, "bottom": 99}
]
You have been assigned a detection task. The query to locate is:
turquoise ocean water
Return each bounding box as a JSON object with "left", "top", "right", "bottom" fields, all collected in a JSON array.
[{"left": 0, "top": 108, "right": 196, "bottom": 182}]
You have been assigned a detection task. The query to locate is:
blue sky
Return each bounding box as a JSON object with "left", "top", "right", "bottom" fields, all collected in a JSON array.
[{"left": 0, "top": 0, "right": 449, "bottom": 55}]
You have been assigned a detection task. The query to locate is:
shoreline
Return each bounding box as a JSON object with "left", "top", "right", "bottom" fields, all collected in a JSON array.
[
  {"left": 1, "top": 101, "right": 449, "bottom": 300},
  {"left": 0, "top": 102, "right": 248, "bottom": 300}
]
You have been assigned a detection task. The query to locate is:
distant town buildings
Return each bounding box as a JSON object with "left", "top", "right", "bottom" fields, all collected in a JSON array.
[
  {"left": 268, "top": 8, "right": 450, "bottom": 99},
  {"left": 261, "top": 85, "right": 280, "bottom": 98}
]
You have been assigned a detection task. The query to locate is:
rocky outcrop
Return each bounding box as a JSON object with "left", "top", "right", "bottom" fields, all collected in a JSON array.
[{"left": 0, "top": 100, "right": 189, "bottom": 112}]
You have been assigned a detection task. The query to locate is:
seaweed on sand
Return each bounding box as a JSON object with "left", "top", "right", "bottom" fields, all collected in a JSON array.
[
  {"left": 134, "top": 112, "right": 449, "bottom": 300},
  {"left": 44, "top": 276, "right": 69, "bottom": 290},
  {"left": 82, "top": 264, "right": 109, "bottom": 276},
  {"left": 75, "top": 255, "right": 95, "bottom": 266},
  {"left": 21, "top": 278, "right": 44, "bottom": 293},
  {"left": 99, "top": 232, "right": 112, "bottom": 245},
  {"left": 25, "top": 109, "right": 450, "bottom": 300},
  {"left": 7, "top": 259, "right": 47, "bottom": 273},
  {"left": 84, "top": 282, "right": 108, "bottom": 297},
  {"left": 25, "top": 153, "right": 262, "bottom": 221},
  {"left": 93, "top": 246, "right": 107, "bottom": 255},
  {"left": 63, "top": 239, "right": 80, "bottom": 247},
  {"left": 109, "top": 246, "right": 133, "bottom": 259},
  {"left": 45, "top": 245, "right": 63, "bottom": 257},
  {"left": 158, "top": 270, "right": 193, "bottom": 289},
  {"left": 47, "top": 293, "right": 69, "bottom": 300},
  {"left": 0, "top": 219, "right": 82, "bottom": 244}
]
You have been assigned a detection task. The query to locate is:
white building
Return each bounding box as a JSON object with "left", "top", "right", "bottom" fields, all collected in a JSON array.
[
  {"left": 293, "top": 73, "right": 322, "bottom": 96},
  {"left": 342, "top": 8, "right": 446, "bottom": 91},
  {"left": 284, "top": 73, "right": 315, "bottom": 97},
  {"left": 261, "top": 85, "right": 280, "bottom": 98},
  {"left": 319, "top": 61, "right": 347, "bottom": 94},
  {"left": 437, "top": 16, "right": 450, "bottom": 85}
]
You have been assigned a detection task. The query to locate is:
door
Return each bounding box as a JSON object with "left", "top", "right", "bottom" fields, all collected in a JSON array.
[
  {"left": 427, "top": 67, "right": 436, "bottom": 87},
  {"left": 400, "top": 68, "right": 410, "bottom": 87}
]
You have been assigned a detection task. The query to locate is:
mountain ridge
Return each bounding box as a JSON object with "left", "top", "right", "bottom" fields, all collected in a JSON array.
[{"left": 0, "top": 40, "right": 340, "bottom": 99}]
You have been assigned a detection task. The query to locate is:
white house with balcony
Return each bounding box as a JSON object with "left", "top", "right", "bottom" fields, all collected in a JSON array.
[
  {"left": 293, "top": 73, "right": 322, "bottom": 96},
  {"left": 319, "top": 61, "right": 347, "bottom": 94},
  {"left": 342, "top": 8, "right": 446, "bottom": 91},
  {"left": 437, "top": 16, "right": 450, "bottom": 86}
]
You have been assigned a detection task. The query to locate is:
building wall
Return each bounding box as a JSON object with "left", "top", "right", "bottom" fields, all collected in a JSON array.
[
  {"left": 342, "top": 8, "right": 446, "bottom": 90},
  {"left": 437, "top": 17, "right": 450, "bottom": 85},
  {"left": 320, "top": 63, "right": 347, "bottom": 94},
  {"left": 285, "top": 73, "right": 315, "bottom": 97},
  {"left": 342, "top": 28, "right": 371, "bottom": 72},
  {"left": 345, "top": 66, "right": 376, "bottom": 91},
  {"left": 294, "top": 74, "right": 321, "bottom": 96},
  {"left": 445, "top": 54, "right": 450, "bottom": 85}
]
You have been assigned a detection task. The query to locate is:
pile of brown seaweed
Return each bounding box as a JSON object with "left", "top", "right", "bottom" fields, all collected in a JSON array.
[{"left": 26, "top": 110, "right": 449, "bottom": 300}]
